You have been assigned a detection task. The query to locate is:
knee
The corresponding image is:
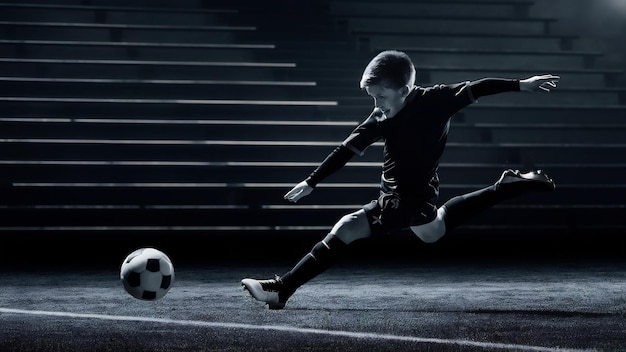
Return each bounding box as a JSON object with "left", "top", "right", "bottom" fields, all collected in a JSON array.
[
  {"left": 417, "top": 221, "right": 445, "bottom": 243},
  {"left": 329, "top": 210, "right": 370, "bottom": 244},
  {"left": 411, "top": 208, "right": 447, "bottom": 244}
]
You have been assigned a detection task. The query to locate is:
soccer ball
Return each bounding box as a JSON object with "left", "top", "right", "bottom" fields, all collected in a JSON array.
[{"left": 120, "top": 247, "right": 175, "bottom": 301}]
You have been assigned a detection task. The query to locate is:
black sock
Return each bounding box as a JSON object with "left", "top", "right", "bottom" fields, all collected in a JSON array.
[
  {"left": 280, "top": 234, "right": 347, "bottom": 292},
  {"left": 442, "top": 179, "right": 535, "bottom": 232}
]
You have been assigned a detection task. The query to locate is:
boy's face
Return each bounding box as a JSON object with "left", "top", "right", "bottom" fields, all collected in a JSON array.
[{"left": 365, "top": 84, "right": 409, "bottom": 119}]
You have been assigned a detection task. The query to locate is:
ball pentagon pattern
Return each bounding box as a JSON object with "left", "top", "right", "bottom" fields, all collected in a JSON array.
[{"left": 120, "top": 248, "right": 174, "bottom": 301}]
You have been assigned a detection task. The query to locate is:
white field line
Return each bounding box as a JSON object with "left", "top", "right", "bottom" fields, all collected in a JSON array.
[{"left": 0, "top": 308, "right": 596, "bottom": 352}]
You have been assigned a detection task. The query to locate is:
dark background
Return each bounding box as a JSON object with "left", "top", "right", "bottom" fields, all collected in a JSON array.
[{"left": 0, "top": 0, "right": 625, "bottom": 268}]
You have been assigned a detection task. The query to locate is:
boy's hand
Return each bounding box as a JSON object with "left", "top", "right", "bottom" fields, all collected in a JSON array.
[
  {"left": 520, "top": 74, "right": 560, "bottom": 92},
  {"left": 284, "top": 181, "right": 314, "bottom": 203}
]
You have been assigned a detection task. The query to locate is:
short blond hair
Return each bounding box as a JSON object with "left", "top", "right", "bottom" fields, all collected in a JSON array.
[{"left": 360, "top": 50, "right": 416, "bottom": 89}]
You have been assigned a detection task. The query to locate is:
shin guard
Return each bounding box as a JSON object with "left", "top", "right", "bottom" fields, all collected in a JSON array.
[
  {"left": 441, "top": 185, "right": 500, "bottom": 231},
  {"left": 442, "top": 170, "right": 555, "bottom": 232},
  {"left": 280, "top": 234, "right": 347, "bottom": 292}
]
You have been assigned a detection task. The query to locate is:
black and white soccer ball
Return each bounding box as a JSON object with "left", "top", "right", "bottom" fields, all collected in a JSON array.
[{"left": 120, "top": 247, "right": 175, "bottom": 301}]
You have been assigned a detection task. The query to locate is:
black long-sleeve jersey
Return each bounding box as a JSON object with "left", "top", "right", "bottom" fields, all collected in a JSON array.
[{"left": 306, "top": 78, "right": 520, "bottom": 213}]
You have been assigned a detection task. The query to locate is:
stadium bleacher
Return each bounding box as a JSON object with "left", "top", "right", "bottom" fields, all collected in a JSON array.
[{"left": 1, "top": 0, "right": 624, "bottom": 263}]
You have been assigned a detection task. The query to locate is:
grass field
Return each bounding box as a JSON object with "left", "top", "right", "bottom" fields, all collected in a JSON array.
[{"left": 1, "top": 257, "right": 624, "bottom": 352}]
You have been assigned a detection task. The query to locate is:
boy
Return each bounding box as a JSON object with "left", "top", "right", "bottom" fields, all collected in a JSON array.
[{"left": 242, "top": 50, "right": 559, "bottom": 309}]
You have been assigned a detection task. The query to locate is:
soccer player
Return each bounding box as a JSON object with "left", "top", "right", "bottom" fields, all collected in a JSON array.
[{"left": 242, "top": 50, "right": 559, "bottom": 309}]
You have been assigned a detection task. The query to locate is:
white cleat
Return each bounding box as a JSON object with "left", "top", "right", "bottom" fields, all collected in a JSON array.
[{"left": 241, "top": 276, "right": 289, "bottom": 310}]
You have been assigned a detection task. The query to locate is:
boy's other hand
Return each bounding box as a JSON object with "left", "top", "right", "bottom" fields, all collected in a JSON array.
[
  {"left": 520, "top": 74, "right": 560, "bottom": 92},
  {"left": 284, "top": 181, "right": 314, "bottom": 203}
]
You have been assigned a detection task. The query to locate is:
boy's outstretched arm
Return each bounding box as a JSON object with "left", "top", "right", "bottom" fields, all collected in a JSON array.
[
  {"left": 284, "top": 145, "right": 355, "bottom": 203},
  {"left": 468, "top": 74, "right": 560, "bottom": 99}
]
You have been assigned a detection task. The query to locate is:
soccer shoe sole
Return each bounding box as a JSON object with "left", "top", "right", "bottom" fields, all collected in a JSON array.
[
  {"left": 496, "top": 169, "right": 556, "bottom": 192},
  {"left": 241, "top": 279, "right": 286, "bottom": 310}
]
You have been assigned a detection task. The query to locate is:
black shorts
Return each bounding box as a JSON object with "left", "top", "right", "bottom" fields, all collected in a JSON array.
[{"left": 362, "top": 192, "right": 438, "bottom": 237}]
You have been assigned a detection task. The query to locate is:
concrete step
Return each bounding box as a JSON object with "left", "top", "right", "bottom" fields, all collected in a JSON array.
[
  {"left": 28, "top": 45, "right": 585, "bottom": 73},
  {"left": 0, "top": 77, "right": 321, "bottom": 100},
  {"left": 0, "top": 57, "right": 297, "bottom": 80},
  {"left": 3, "top": 161, "right": 624, "bottom": 186},
  {"left": 0, "top": 97, "right": 339, "bottom": 119},
  {"left": 0, "top": 3, "right": 244, "bottom": 26},
  {"left": 1, "top": 204, "right": 623, "bottom": 230},
  {"left": 0, "top": 39, "right": 359, "bottom": 62},
  {"left": 317, "top": 104, "right": 626, "bottom": 125},
  {"left": 0, "top": 2, "right": 335, "bottom": 33},
  {"left": 3, "top": 76, "right": 621, "bottom": 105},
  {"left": 378, "top": 48, "right": 603, "bottom": 70},
  {"left": 0, "top": 161, "right": 516, "bottom": 184},
  {"left": 475, "top": 123, "right": 626, "bottom": 144},
  {"left": 342, "top": 16, "right": 553, "bottom": 36},
  {"left": 336, "top": 89, "right": 624, "bottom": 106},
  {"left": 289, "top": 49, "right": 603, "bottom": 71},
  {"left": 1, "top": 0, "right": 225, "bottom": 8},
  {"left": 0, "top": 21, "right": 258, "bottom": 43},
  {"left": 3, "top": 139, "right": 626, "bottom": 164},
  {"left": 0, "top": 118, "right": 357, "bottom": 142},
  {"left": 3, "top": 118, "right": 626, "bottom": 144},
  {"left": 0, "top": 21, "right": 350, "bottom": 44},
  {"left": 460, "top": 105, "right": 626, "bottom": 125},
  {"left": 470, "top": 122, "right": 626, "bottom": 144},
  {"left": 3, "top": 183, "right": 623, "bottom": 207},
  {"left": 2, "top": 96, "right": 625, "bottom": 124},
  {"left": 0, "top": 40, "right": 276, "bottom": 62},
  {"left": 2, "top": 224, "right": 621, "bottom": 243},
  {"left": 4, "top": 55, "right": 614, "bottom": 87},
  {"left": 328, "top": 0, "right": 535, "bottom": 19},
  {"left": 356, "top": 32, "right": 579, "bottom": 52},
  {"left": 298, "top": 66, "right": 623, "bottom": 89}
]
